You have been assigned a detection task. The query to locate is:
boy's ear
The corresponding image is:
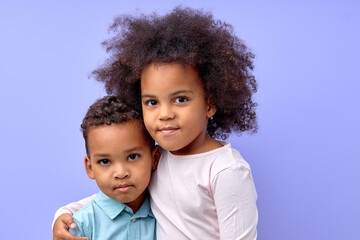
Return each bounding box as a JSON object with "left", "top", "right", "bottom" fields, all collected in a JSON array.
[
  {"left": 151, "top": 145, "right": 162, "bottom": 171},
  {"left": 84, "top": 156, "right": 95, "bottom": 180},
  {"left": 206, "top": 97, "right": 217, "bottom": 119}
]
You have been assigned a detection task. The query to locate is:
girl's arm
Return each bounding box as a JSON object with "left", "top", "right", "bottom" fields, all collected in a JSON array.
[
  {"left": 212, "top": 165, "right": 258, "bottom": 240},
  {"left": 52, "top": 194, "right": 96, "bottom": 240},
  {"left": 53, "top": 214, "right": 88, "bottom": 240}
]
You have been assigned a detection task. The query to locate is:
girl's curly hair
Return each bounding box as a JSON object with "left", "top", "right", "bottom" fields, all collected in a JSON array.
[{"left": 92, "top": 7, "right": 257, "bottom": 139}]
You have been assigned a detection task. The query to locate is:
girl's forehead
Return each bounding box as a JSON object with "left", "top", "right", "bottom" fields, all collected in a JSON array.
[
  {"left": 142, "top": 62, "right": 199, "bottom": 75},
  {"left": 140, "top": 63, "right": 205, "bottom": 94},
  {"left": 141, "top": 63, "right": 201, "bottom": 82}
]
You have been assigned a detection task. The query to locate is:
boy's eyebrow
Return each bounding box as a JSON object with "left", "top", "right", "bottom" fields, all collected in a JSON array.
[
  {"left": 94, "top": 153, "right": 111, "bottom": 158},
  {"left": 142, "top": 90, "right": 193, "bottom": 98},
  {"left": 94, "top": 147, "right": 145, "bottom": 157},
  {"left": 124, "top": 146, "right": 144, "bottom": 153}
]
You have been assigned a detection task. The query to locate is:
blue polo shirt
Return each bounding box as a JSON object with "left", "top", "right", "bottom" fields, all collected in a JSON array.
[{"left": 69, "top": 191, "right": 156, "bottom": 240}]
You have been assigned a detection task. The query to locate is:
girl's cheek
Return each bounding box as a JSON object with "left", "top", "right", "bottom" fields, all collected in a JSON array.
[{"left": 143, "top": 117, "right": 151, "bottom": 129}]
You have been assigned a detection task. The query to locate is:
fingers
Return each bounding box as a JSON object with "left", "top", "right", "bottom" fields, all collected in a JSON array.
[
  {"left": 61, "top": 231, "right": 89, "bottom": 240},
  {"left": 62, "top": 214, "right": 76, "bottom": 229},
  {"left": 64, "top": 219, "right": 76, "bottom": 229},
  {"left": 53, "top": 214, "right": 89, "bottom": 240},
  {"left": 72, "top": 237, "right": 89, "bottom": 240},
  {"left": 53, "top": 228, "right": 89, "bottom": 240}
]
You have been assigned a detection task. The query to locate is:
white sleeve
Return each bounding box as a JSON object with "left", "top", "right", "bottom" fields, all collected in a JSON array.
[
  {"left": 212, "top": 165, "right": 258, "bottom": 240},
  {"left": 51, "top": 194, "right": 97, "bottom": 229}
]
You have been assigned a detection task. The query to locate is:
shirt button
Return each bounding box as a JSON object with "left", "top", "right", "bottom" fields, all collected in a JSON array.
[
  {"left": 125, "top": 207, "right": 131, "bottom": 212},
  {"left": 131, "top": 218, "right": 136, "bottom": 223}
]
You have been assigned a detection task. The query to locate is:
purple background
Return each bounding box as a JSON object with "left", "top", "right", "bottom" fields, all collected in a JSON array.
[{"left": 1, "top": 1, "right": 359, "bottom": 239}]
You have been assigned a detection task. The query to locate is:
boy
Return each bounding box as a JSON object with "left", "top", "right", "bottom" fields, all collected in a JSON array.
[{"left": 59, "top": 96, "right": 161, "bottom": 239}]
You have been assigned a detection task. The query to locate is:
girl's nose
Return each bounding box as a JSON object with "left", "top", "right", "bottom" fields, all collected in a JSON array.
[
  {"left": 114, "top": 164, "right": 130, "bottom": 179},
  {"left": 159, "top": 104, "right": 175, "bottom": 120}
]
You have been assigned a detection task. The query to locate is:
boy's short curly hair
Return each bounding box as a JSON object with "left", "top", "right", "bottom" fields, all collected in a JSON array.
[
  {"left": 81, "top": 96, "right": 154, "bottom": 155},
  {"left": 92, "top": 7, "right": 257, "bottom": 139}
]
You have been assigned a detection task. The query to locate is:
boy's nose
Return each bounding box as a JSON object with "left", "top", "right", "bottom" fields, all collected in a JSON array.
[{"left": 113, "top": 164, "right": 130, "bottom": 179}]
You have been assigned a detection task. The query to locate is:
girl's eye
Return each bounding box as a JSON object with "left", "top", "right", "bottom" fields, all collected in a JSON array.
[
  {"left": 174, "top": 96, "right": 188, "bottom": 103},
  {"left": 98, "top": 159, "right": 111, "bottom": 165},
  {"left": 128, "top": 154, "right": 140, "bottom": 161},
  {"left": 145, "top": 100, "right": 158, "bottom": 106}
]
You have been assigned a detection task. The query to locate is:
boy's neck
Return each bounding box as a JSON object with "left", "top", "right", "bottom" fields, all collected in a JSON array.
[{"left": 125, "top": 191, "right": 147, "bottom": 214}]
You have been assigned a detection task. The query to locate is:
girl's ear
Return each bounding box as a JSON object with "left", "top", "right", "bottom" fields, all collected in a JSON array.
[
  {"left": 206, "top": 97, "right": 217, "bottom": 119},
  {"left": 151, "top": 145, "right": 162, "bottom": 171},
  {"left": 84, "top": 156, "right": 95, "bottom": 180}
]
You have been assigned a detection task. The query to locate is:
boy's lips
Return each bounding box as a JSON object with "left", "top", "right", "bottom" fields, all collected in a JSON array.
[{"left": 114, "top": 184, "right": 134, "bottom": 192}]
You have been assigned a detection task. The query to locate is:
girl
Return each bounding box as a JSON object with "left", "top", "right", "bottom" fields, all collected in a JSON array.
[{"left": 53, "top": 7, "right": 258, "bottom": 240}]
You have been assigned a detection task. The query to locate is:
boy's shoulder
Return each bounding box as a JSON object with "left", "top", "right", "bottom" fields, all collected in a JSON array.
[
  {"left": 72, "top": 198, "right": 97, "bottom": 221},
  {"left": 72, "top": 191, "right": 124, "bottom": 222},
  {"left": 70, "top": 192, "right": 156, "bottom": 239},
  {"left": 69, "top": 198, "right": 97, "bottom": 238},
  {"left": 71, "top": 191, "right": 125, "bottom": 235},
  {"left": 71, "top": 195, "right": 99, "bottom": 233}
]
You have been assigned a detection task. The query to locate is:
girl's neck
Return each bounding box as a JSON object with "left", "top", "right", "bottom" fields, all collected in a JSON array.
[{"left": 170, "top": 135, "right": 223, "bottom": 156}]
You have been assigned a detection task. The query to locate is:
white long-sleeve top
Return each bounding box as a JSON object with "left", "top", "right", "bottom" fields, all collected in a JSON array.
[{"left": 149, "top": 142, "right": 258, "bottom": 240}]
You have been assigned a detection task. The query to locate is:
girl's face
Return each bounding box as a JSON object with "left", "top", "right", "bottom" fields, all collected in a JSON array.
[{"left": 141, "top": 63, "right": 216, "bottom": 155}]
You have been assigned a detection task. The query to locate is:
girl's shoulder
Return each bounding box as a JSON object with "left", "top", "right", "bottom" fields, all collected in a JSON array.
[
  {"left": 209, "top": 142, "right": 252, "bottom": 179},
  {"left": 161, "top": 142, "right": 252, "bottom": 177}
]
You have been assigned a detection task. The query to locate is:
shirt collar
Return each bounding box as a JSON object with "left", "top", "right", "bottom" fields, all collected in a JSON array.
[
  {"left": 134, "top": 195, "right": 154, "bottom": 218},
  {"left": 94, "top": 191, "right": 153, "bottom": 220}
]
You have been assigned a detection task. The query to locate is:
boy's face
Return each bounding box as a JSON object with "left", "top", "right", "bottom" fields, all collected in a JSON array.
[{"left": 85, "top": 120, "right": 160, "bottom": 213}]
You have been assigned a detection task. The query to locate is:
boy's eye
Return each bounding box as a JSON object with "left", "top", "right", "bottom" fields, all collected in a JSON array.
[
  {"left": 98, "top": 159, "right": 111, "bottom": 165},
  {"left": 174, "top": 96, "right": 188, "bottom": 103},
  {"left": 145, "top": 100, "right": 158, "bottom": 106},
  {"left": 128, "top": 154, "right": 140, "bottom": 161}
]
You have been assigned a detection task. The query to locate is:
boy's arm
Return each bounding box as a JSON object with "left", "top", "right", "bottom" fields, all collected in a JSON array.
[{"left": 212, "top": 165, "right": 258, "bottom": 240}]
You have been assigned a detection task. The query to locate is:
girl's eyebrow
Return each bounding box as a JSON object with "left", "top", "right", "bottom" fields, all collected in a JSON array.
[
  {"left": 141, "top": 94, "right": 156, "bottom": 99},
  {"left": 170, "top": 90, "right": 193, "bottom": 96},
  {"left": 142, "top": 90, "right": 193, "bottom": 99}
]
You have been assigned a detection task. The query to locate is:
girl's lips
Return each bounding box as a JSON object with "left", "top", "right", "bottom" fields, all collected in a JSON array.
[{"left": 159, "top": 128, "right": 178, "bottom": 135}]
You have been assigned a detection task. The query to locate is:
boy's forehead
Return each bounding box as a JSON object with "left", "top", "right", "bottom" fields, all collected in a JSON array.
[
  {"left": 88, "top": 120, "right": 144, "bottom": 135},
  {"left": 87, "top": 120, "right": 152, "bottom": 150}
]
